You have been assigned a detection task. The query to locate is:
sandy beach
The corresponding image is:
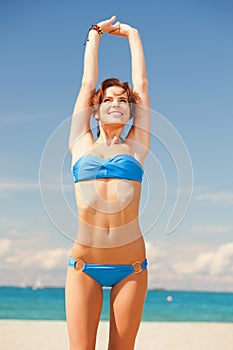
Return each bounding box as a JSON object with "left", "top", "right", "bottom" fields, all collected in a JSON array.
[{"left": 1, "top": 320, "right": 233, "bottom": 350}]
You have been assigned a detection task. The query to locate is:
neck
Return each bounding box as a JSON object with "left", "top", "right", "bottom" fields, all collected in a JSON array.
[{"left": 97, "top": 125, "right": 124, "bottom": 146}]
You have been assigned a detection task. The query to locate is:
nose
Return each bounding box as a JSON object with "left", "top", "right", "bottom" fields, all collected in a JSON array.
[{"left": 111, "top": 99, "right": 119, "bottom": 108}]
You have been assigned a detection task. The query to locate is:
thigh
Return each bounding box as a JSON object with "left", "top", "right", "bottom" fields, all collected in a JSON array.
[
  {"left": 108, "top": 269, "right": 148, "bottom": 350},
  {"left": 65, "top": 266, "right": 103, "bottom": 350}
]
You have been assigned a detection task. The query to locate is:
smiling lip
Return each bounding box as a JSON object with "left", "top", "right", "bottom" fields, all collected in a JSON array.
[{"left": 109, "top": 111, "right": 123, "bottom": 116}]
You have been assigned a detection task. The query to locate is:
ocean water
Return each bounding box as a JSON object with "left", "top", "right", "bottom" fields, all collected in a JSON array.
[{"left": 0, "top": 287, "right": 233, "bottom": 322}]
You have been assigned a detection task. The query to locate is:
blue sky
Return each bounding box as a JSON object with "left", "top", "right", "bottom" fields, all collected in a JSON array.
[{"left": 0, "top": 0, "right": 233, "bottom": 291}]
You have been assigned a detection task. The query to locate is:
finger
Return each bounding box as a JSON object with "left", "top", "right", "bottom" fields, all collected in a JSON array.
[
  {"left": 110, "top": 22, "right": 120, "bottom": 31},
  {"left": 114, "top": 21, "right": 120, "bottom": 29},
  {"left": 109, "top": 15, "right": 116, "bottom": 23},
  {"left": 108, "top": 27, "right": 120, "bottom": 34}
]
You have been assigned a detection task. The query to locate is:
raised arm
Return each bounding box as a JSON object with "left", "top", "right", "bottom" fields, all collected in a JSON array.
[
  {"left": 69, "top": 16, "right": 118, "bottom": 154},
  {"left": 109, "top": 24, "right": 150, "bottom": 155},
  {"left": 128, "top": 29, "right": 149, "bottom": 104}
]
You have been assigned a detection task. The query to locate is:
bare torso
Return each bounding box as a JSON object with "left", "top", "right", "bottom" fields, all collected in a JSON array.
[{"left": 71, "top": 140, "right": 146, "bottom": 264}]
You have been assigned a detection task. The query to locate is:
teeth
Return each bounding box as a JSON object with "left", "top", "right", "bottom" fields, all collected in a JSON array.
[{"left": 110, "top": 112, "right": 122, "bottom": 117}]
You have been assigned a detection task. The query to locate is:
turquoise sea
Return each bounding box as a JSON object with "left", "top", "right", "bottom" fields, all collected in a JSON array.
[{"left": 0, "top": 287, "right": 233, "bottom": 322}]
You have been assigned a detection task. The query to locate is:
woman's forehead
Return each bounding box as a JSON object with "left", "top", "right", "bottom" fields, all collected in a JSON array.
[{"left": 104, "top": 86, "right": 127, "bottom": 97}]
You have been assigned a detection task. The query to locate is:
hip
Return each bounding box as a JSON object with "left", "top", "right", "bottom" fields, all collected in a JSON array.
[{"left": 71, "top": 236, "right": 146, "bottom": 265}]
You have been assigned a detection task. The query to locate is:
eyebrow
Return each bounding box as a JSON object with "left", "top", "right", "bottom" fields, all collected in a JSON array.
[{"left": 103, "top": 93, "right": 128, "bottom": 98}]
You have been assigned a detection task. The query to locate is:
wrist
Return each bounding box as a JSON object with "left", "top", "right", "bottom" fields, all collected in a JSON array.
[
  {"left": 89, "top": 24, "right": 103, "bottom": 37},
  {"left": 84, "top": 24, "right": 102, "bottom": 45},
  {"left": 128, "top": 27, "right": 138, "bottom": 37}
]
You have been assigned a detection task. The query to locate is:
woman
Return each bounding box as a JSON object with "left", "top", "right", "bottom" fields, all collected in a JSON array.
[{"left": 66, "top": 15, "right": 150, "bottom": 350}]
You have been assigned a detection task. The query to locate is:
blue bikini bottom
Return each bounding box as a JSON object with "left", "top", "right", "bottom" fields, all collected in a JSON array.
[{"left": 69, "top": 256, "right": 148, "bottom": 288}]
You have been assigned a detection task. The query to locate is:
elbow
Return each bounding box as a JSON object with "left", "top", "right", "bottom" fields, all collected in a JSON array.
[
  {"left": 142, "top": 78, "right": 149, "bottom": 90},
  {"left": 134, "top": 78, "right": 149, "bottom": 92}
]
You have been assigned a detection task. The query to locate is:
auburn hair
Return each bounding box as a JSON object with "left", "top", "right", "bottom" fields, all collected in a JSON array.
[{"left": 89, "top": 78, "right": 139, "bottom": 118}]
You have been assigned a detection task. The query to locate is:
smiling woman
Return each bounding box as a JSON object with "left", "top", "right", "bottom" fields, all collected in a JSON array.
[
  {"left": 99, "top": 86, "right": 130, "bottom": 123},
  {"left": 90, "top": 79, "right": 139, "bottom": 139},
  {"left": 66, "top": 15, "right": 150, "bottom": 350}
]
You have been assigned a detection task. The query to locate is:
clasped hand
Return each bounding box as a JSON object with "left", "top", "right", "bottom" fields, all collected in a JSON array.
[{"left": 97, "top": 15, "right": 135, "bottom": 38}]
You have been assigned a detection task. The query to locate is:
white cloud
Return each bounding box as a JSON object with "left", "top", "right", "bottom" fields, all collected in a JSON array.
[
  {"left": 0, "top": 180, "right": 39, "bottom": 191},
  {"left": 145, "top": 240, "right": 167, "bottom": 261},
  {"left": 34, "top": 248, "right": 70, "bottom": 270},
  {"left": 0, "top": 179, "right": 73, "bottom": 192},
  {"left": 144, "top": 239, "right": 233, "bottom": 291},
  {"left": 0, "top": 217, "right": 24, "bottom": 237},
  {"left": 145, "top": 240, "right": 177, "bottom": 289},
  {"left": 0, "top": 217, "right": 19, "bottom": 227},
  {"left": 1, "top": 236, "right": 233, "bottom": 291},
  {"left": 173, "top": 242, "right": 233, "bottom": 277},
  {"left": 0, "top": 235, "right": 71, "bottom": 286},
  {"left": 0, "top": 239, "right": 12, "bottom": 255},
  {"left": 5, "top": 247, "right": 70, "bottom": 270},
  {"left": 192, "top": 225, "right": 233, "bottom": 234},
  {"left": 194, "top": 191, "right": 233, "bottom": 204}
]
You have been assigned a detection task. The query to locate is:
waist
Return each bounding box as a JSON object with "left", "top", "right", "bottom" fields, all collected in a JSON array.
[
  {"left": 71, "top": 236, "right": 146, "bottom": 265},
  {"left": 76, "top": 219, "right": 142, "bottom": 248}
]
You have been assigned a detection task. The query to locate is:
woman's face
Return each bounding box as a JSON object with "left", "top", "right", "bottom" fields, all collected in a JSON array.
[{"left": 97, "top": 86, "right": 131, "bottom": 126}]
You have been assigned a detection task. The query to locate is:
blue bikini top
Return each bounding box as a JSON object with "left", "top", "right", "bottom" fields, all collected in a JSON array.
[{"left": 72, "top": 154, "right": 144, "bottom": 183}]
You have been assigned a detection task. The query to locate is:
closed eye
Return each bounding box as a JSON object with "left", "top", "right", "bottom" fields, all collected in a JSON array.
[{"left": 102, "top": 97, "right": 128, "bottom": 103}]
